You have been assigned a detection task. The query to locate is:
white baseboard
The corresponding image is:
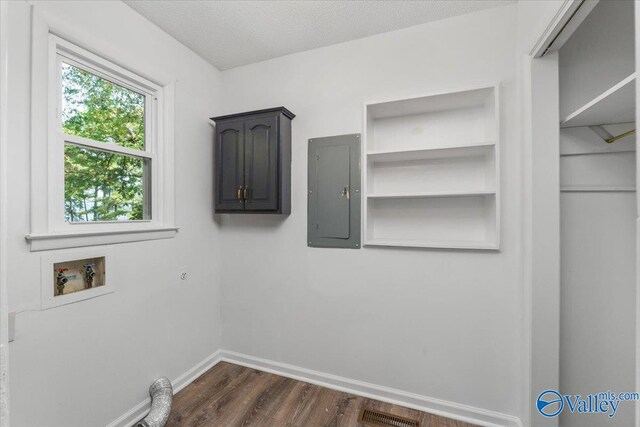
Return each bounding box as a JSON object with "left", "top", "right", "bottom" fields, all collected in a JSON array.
[
  {"left": 109, "top": 348, "right": 522, "bottom": 427},
  {"left": 106, "top": 350, "right": 222, "bottom": 427},
  {"left": 219, "top": 350, "right": 523, "bottom": 427}
]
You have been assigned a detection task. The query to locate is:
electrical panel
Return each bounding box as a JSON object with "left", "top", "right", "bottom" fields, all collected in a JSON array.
[{"left": 308, "top": 134, "right": 361, "bottom": 248}]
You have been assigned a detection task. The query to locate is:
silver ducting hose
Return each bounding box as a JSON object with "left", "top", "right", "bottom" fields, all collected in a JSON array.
[{"left": 136, "top": 377, "right": 173, "bottom": 427}]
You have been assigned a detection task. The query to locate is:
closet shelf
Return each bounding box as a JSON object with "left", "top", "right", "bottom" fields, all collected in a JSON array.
[
  {"left": 561, "top": 73, "right": 636, "bottom": 128},
  {"left": 367, "top": 190, "right": 496, "bottom": 199},
  {"left": 367, "top": 141, "right": 495, "bottom": 162},
  {"left": 364, "top": 238, "right": 499, "bottom": 251},
  {"left": 560, "top": 185, "right": 636, "bottom": 193}
]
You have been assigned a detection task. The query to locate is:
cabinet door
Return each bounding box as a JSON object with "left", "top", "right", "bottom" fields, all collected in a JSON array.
[
  {"left": 244, "top": 115, "right": 278, "bottom": 211},
  {"left": 215, "top": 120, "right": 244, "bottom": 211}
]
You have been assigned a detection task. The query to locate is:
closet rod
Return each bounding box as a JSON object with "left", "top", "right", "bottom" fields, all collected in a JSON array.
[
  {"left": 589, "top": 125, "right": 636, "bottom": 144},
  {"left": 606, "top": 128, "right": 636, "bottom": 144}
]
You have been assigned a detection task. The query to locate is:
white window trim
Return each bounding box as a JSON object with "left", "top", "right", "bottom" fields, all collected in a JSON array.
[{"left": 26, "top": 10, "right": 177, "bottom": 251}]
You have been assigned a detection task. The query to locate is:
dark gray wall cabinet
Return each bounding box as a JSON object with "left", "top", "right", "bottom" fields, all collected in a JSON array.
[{"left": 211, "top": 107, "right": 295, "bottom": 214}]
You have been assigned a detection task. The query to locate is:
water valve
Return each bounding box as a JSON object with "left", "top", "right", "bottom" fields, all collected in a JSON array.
[
  {"left": 83, "top": 264, "right": 96, "bottom": 288},
  {"left": 56, "top": 269, "right": 69, "bottom": 296}
]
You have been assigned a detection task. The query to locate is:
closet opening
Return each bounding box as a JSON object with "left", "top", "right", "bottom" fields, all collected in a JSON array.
[{"left": 558, "top": 1, "right": 636, "bottom": 426}]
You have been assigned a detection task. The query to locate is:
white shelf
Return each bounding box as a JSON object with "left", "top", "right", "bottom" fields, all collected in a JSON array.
[
  {"left": 561, "top": 74, "right": 636, "bottom": 128},
  {"left": 367, "top": 86, "right": 495, "bottom": 120},
  {"left": 364, "top": 238, "right": 499, "bottom": 251},
  {"left": 363, "top": 84, "right": 500, "bottom": 250},
  {"left": 367, "top": 141, "right": 495, "bottom": 162},
  {"left": 367, "top": 189, "right": 495, "bottom": 199},
  {"left": 561, "top": 185, "right": 636, "bottom": 193}
]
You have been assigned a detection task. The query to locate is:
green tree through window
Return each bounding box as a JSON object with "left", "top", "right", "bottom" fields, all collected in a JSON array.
[{"left": 61, "top": 63, "right": 147, "bottom": 222}]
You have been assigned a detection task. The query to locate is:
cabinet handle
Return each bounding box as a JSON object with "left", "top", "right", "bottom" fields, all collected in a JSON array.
[
  {"left": 237, "top": 186, "right": 243, "bottom": 201},
  {"left": 341, "top": 186, "right": 350, "bottom": 199},
  {"left": 243, "top": 186, "right": 249, "bottom": 201}
]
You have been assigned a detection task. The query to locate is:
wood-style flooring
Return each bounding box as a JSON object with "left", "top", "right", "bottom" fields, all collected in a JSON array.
[{"left": 166, "top": 361, "right": 478, "bottom": 427}]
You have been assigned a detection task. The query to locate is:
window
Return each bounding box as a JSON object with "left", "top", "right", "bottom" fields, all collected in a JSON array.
[
  {"left": 60, "top": 61, "right": 151, "bottom": 223},
  {"left": 27, "top": 32, "right": 176, "bottom": 250}
]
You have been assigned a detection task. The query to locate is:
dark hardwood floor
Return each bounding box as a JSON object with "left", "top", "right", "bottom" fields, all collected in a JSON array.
[{"left": 166, "top": 361, "right": 478, "bottom": 427}]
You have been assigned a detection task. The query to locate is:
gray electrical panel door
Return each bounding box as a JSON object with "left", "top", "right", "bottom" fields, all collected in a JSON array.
[{"left": 308, "top": 134, "right": 361, "bottom": 248}]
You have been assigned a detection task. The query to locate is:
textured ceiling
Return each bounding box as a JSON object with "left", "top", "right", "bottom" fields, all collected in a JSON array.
[{"left": 125, "top": 0, "right": 515, "bottom": 70}]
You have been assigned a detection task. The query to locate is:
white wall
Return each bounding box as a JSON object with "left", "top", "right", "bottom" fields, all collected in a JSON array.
[
  {"left": 219, "top": 5, "right": 523, "bottom": 418},
  {"left": 5, "top": 2, "right": 223, "bottom": 426},
  {"left": 516, "top": 0, "right": 567, "bottom": 55}
]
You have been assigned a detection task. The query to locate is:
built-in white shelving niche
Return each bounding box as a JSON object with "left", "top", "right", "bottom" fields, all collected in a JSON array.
[{"left": 363, "top": 85, "right": 500, "bottom": 250}]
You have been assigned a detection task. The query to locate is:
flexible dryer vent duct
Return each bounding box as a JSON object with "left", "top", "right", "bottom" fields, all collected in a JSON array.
[{"left": 137, "top": 377, "right": 173, "bottom": 427}]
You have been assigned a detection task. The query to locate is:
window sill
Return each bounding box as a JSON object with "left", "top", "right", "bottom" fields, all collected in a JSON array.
[{"left": 25, "top": 227, "right": 178, "bottom": 251}]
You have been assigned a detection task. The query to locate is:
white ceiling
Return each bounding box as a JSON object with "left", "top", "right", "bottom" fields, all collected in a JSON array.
[{"left": 125, "top": 0, "right": 515, "bottom": 71}]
